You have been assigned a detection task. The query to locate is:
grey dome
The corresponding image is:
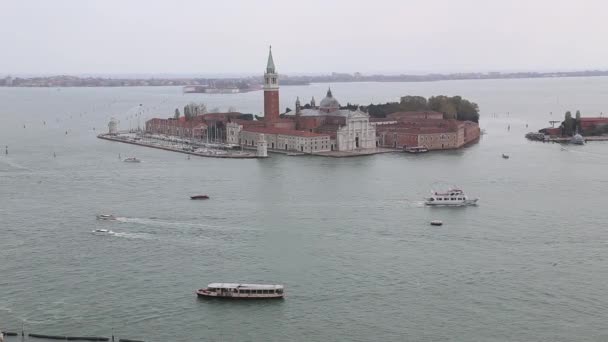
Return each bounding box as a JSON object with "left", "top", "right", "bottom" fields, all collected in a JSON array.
[{"left": 319, "top": 88, "right": 340, "bottom": 111}]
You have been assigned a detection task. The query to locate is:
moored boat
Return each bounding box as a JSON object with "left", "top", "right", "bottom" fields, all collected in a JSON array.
[
  {"left": 196, "top": 283, "right": 284, "bottom": 299},
  {"left": 190, "top": 195, "right": 210, "bottom": 200},
  {"left": 425, "top": 187, "right": 478, "bottom": 206},
  {"left": 502, "top": 154, "right": 509, "bottom": 159},
  {"left": 404, "top": 146, "right": 429, "bottom": 154},
  {"left": 96, "top": 214, "right": 117, "bottom": 221},
  {"left": 570, "top": 134, "right": 585, "bottom": 145}
]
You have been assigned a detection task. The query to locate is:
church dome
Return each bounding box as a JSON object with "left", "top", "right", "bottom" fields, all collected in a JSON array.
[{"left": 319, "top": 88, "right": 340, "bottom": 112}]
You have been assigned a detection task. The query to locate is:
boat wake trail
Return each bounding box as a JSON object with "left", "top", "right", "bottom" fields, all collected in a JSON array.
[
  {"left": 111, "top": 232, "right": 155, "bottom": 240},
  {"left": 0, "top": 157, "right": 32, "bottom": 171},
  {"left": 403, "top": 199, "right": 426, "bottom": 208},
  {"left": 114, "top": 216, "right": 225, "bottom": 229}
]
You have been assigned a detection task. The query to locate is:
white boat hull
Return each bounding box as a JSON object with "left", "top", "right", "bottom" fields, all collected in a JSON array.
[
  {"left": 425, "top": 198, "right": 478, "bottom": 206},
  {"left": 196, "top": 289, "right": 284, "bottom": 299}
]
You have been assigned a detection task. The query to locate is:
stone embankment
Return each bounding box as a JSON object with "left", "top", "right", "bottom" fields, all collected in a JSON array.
[{"left": 97, "top": 134, "right": 259, "bottom": 159}]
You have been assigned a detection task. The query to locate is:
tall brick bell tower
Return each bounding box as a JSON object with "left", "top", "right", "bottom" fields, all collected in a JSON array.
[{"left": 263, "top": 46, "right": 280, "bottom": 124}]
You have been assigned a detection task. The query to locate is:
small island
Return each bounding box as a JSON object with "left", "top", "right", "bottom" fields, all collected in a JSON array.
[{"left": 526, "top": 110, "right": 608, "bottom": 143}]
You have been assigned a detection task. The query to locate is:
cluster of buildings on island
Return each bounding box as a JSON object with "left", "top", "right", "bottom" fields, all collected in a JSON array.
[{"left": 143, "top": 48, "right": 480, "bottom": 155}]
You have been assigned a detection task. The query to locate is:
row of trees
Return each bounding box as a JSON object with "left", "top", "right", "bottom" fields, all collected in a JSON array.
[
  {"left": 357, "top": 95, "right": 480, "bottom": 122},
  {"left": 173, "top": 103, "right": 238, "bottom": 120},
  {"left": 562, "top": 110, "right": 580, "bottom": 136}
]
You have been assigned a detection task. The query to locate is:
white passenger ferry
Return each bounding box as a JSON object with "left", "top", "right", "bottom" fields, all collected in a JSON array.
[
  {"left": 425, "top": 188, "right": 478, "bottom": 206},
  {"left": 196, "top": 283, "right": 284, "bottom": 299}
]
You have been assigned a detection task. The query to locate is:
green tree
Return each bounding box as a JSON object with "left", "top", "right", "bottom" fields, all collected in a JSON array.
[
  {"left": 456, "top": 99, "right": 480, "bottom": 122},
  {"left": 184, "top": 106, "right": 191, "bottom": 121},
  {"left": 575, "top": 110, "right": 581, "bottom": 133},
  {"left": 564, "top": 111, "right": 573, "bottom": 136},
  {"left": 440, "top": 102, "right": 458, "bottom": 120},
  {"left": 399, "top": 96, "right": 427, "bottom": 111},
  {"left": 174, "top": 108, "right": 180, "bottom": 119}
]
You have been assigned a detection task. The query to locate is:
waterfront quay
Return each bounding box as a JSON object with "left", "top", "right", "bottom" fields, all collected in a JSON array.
[{"left": 97, "top": 132, "right": 259, "bottom": 159}]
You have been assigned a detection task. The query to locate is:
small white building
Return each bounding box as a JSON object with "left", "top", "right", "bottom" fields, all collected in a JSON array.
[
  {"left": 226, "top": 121, "right": 242, "bottom": 145},
  {"left": 256, "top": 133, "right": 268, "bottom": 157}
]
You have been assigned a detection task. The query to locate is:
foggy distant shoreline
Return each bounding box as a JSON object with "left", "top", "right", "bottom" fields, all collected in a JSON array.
[{"left": 2, "top": 70, "right": 608, "bottom": 87}]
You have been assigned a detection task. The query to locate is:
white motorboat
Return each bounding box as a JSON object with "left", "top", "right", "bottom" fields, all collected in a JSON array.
[
  {"left": 92, "top": 229, "right": 114, "bottom": 235},
  {"left": 425, "top": 187, "right": 478, "bottom": 206},
  {"left": 404, "top": 146, "right": 429, "bottom": 154},
  {"left": 196, "top": 283, "right": 284, "bottom": 299},
  {"left": 96, "top": 214, "right": 117, "bottom": 221},
  {"left": 570, "top": 134, "right": 585, "bottom": 145},
  {"left": 430, "top": 220, "right": 443, "bottom": 226},
  {"left": 123, "top": 157, "right": 141, "bottom": 163}
]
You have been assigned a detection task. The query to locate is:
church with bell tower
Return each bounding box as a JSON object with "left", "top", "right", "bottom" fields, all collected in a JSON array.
[{"left": 263, "top": 46, "right": 280, "bottom": 123}]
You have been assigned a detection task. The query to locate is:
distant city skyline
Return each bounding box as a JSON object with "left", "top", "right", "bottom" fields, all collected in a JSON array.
[{"left": 3, "top": 0, "right": 608, "bottom": 75}]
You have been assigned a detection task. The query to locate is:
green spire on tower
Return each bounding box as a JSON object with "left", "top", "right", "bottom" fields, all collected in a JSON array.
[{"left": 266, "top": 45, "right": 276, "bottom": 74}]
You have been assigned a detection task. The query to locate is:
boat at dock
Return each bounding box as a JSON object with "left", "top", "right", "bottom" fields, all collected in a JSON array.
[
  {"left": 570, "top": 134, "right": 585, "bottom": 145},
  {"left": 190, "top": 195, "right": 210, "bottom": 200},
  {"left": 425, "top": 187, "right": 478, "bottom": 206},
  {"left": 196, "top": 283, "right": 284, "bottom": 299},
  {"left": 404, "top": 146, "right": 429, "bottom": 154}
]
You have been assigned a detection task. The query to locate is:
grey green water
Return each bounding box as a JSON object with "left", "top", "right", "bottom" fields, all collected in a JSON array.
[{"left": 1, "top": 78, "right": 608, "bottom": 341}]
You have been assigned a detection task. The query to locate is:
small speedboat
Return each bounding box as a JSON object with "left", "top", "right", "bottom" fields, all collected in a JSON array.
[
  {"left": 502, "top": 154, "right": 509, "bottom": 159},
  {"left": 123, "top": 157, "right": 141, "bottom": 163},
  {"left": 190, "top": 195, "right": 210, "bottom": 200},
  {"left": 92, "top": 229, "right": 114, "bottom": 234},
  {"left": 430, "top": 220, "right": 443, "bottom": 226},
  {"left": 404, "top": 146, "right": 429, "bottom": 154},
  {"left": 96, "top": 214, "right": 117, "bottom": 221}
]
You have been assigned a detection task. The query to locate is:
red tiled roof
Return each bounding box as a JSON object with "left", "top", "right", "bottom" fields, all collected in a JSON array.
[
  {"left": 369, "top": 118, "right": 398, "bottom": 122},
  {"left": 232, "top": 119, "right": 265, "bottom": 127},
  {"left": 580, "top": 117, "right": 608, "bottom": 123},
  {"left": 243, "top": 127, "right": 329, "bottom": 137},
  {"left": 389, "top": 111, "right": 444, "bottom": 117}
]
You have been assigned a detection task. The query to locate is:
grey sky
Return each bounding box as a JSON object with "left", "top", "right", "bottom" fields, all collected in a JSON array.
[{"left": 2, "top": 0, "right": 607, "bottom": 75}]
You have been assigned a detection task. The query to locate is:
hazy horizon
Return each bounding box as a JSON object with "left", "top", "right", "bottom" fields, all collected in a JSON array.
[{"left": 3, "top": 0, "right": 608, "bottom": 75}]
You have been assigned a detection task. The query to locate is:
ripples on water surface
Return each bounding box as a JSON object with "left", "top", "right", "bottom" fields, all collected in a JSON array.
[{"left": 1, "top": 79, "right": 608, "bottom": 341}]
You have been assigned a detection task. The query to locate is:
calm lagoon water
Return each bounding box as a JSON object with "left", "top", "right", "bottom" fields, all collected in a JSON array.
[{"left": 1, "top": 77, "right": 608, "bottom": 341}]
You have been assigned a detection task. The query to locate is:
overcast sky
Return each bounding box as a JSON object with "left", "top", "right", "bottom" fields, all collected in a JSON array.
[{"left": 2, "top": 0, "right": 607, "bottom": 76}]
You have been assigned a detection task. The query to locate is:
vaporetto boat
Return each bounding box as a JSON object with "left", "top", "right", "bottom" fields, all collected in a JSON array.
[
  {"left": 425, "top": 188, "right": 478, "bottom": 206},
  {"left": 196, "top": 283, "right": 284, "bottom": 299}
]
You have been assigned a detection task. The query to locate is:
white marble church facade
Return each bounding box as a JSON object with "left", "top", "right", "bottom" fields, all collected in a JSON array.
[{"left": 336, "top": 110, "right": 377, "bottom": 151}]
